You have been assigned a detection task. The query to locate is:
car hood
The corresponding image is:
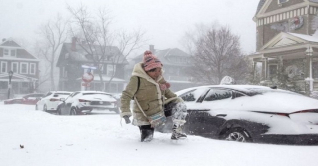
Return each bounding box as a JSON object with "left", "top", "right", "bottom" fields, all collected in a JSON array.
[
  {"left": 193, "top": 92, "right": 318, "bottom": 114},
  {"left": 4, "top": 98, "right": 22, "bottom": 101}
]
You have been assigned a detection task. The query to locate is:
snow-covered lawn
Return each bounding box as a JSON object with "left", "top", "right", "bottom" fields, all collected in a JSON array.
[{"left": 1, "top": 103, "right": 318, "bottom": 166}]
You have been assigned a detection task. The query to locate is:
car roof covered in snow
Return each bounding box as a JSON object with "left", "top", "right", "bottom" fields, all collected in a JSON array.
[{"left": 175, "top": 85, "right": 272, "bottom": 96}]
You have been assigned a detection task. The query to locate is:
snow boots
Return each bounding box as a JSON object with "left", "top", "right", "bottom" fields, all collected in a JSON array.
[
  {"left": 170, "top": 102, "right": 187, "bottom": 140},
  {"left": 171, "top": 123, "right": 187, "bottom": 140},
  {"left": 139, "top": 125, "right": 154, "bottom": 142},
  {"left": 164, "top": 101, "right": 188, "bottom": 140}
]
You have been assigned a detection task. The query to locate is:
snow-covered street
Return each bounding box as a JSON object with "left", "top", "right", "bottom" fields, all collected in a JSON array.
[{"left": 1, "top": 103, "right": 318, "bottom": 166}]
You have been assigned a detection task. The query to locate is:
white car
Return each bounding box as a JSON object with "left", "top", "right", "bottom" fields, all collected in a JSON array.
[
  {"left": 36, "top": 91, "right": 72, "bottom": 113},
  {"left": 57, "top": 91, "right": 119, "bottom": 115},
  {"left": 168, "top": 85, "right": 318, "bottom": 145}
]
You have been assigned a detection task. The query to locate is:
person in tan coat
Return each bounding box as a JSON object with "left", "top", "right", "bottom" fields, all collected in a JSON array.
[{"left": 120, "top": 51, "right": 187, "bottom": 142}]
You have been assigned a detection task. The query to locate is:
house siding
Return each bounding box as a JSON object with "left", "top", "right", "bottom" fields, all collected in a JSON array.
[
  {"left": 256, "top": 3, "right": 314, "bottom": 50},
  {"left": 57, "top": 42, "right": 128, "bottom": 93}
]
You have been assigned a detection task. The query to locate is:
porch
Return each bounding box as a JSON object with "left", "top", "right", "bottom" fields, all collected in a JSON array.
[
  {"left": 0, "top": 73, "right": 37, "bottom": 100},
  {"left": 249, "top": 32, "right": 318, "bottom": 94}
]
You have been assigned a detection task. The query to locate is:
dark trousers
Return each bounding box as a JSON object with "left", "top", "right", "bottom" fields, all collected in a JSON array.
[{"left": 139, "top": 125, "right": 154, "bottom": 142}]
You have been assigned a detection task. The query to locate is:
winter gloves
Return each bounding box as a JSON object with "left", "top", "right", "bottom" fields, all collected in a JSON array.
[
  {"left": 159, "top": 82, "right": 170, "bottom": 91},
  {"left": 123, "top": 115, "right": 131, "bottom": 124}
]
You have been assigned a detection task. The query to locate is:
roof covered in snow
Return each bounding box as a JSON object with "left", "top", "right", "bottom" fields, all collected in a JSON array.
[{"left": 288, "top": 33, "right": 318, "bottom": 43}]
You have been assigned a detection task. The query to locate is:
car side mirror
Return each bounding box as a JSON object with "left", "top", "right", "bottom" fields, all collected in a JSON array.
[{"left": 60, "top": 98, "right": 65, "bottom": 102}]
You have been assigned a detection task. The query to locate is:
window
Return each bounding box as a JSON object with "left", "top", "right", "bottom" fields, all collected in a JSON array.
[
  {"left": 278, "top": 0, "right": 288, "bottom": 4},
  {"left": 1, "top": 61, "right": 7, "bottom": 73},
  {"left": 204, "top": 89, "right": 232, "bottom": 101},
  {"left": 107, "top": 64, "right": 116, "bottom": 76},
  {"left": 3, "top": 48, "right": 16, "bottom": 57},
  {"left": 30, "top": 63, "right": 36, "bottom": 75},
  {"left": 11, "top": 50, "right": 16, "bottom": 57},
  {"left": 11, "top": 62, "right": 18, "bottom": 73},
  {"left": 179, "top": 88, "right": 209, "bottom": 102},
  {"left": 3, "top": 49, "right": 9, "bottom": 56},
  {"left": 20, "top": 62, "right": 28, "bottom": 74},
  {"left": 313, "top": 62, "right": 318, "bottom": 78}
]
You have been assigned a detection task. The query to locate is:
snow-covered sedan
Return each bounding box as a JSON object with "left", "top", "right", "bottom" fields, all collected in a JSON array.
[
  {"left": 36, "top": 91, "right": 72, "bottom": 113},
  {"left": 57, "top": 91, "right": 119, "bottom": 115},
  {"left": 161, "top": 85, "right": 318, "bottom": 145}
]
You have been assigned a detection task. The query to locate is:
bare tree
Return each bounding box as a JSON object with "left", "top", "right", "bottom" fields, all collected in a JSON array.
[
  {"left": 67, "top": 5, "right": 146, "bottom": 91},
  {"left": 33, "top": 41, "right": 51, "bottom": 91},
  {"left": 37, "top": 14, "right": 69, "bottom": 90},
  {"left": 183, "top": 24, "right": 249, "bottom": 84}
]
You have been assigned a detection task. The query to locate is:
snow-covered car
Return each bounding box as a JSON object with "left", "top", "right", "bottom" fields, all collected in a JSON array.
[
  {"left": 159, "top": 85, "right": 318, "bottom": 145},
  {"left": 4, "top": 93, "right": 45, "bottom": 105},
  {"left": 57, "top": 91, "right": 119, "bottom": 115},
  {"left": 36, "top": 91, "right": 72, "bottom": 113}
]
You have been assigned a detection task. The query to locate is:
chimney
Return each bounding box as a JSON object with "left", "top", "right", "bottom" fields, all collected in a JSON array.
[
  {"left": 71, "top": 37, "right": 77, "bottom": 51},
  {"left": 149, "top": 45, "right": 155, "bottom": 53}
]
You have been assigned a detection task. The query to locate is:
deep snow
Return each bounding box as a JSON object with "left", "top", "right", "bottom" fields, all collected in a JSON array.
[{"left": 1, "top": 103, "right": 318, "bottom": 166}]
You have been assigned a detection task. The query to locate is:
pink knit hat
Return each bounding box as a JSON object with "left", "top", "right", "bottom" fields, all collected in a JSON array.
[{"left": 143, "top": 50, "right": 162, "bottom": 71}]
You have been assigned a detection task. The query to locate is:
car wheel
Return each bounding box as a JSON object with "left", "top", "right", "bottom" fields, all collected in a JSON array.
[
  {"left": 43, "top": 104, "right": 47, "bottom": 112},
  {"left": 223, "top": 128, "right": 252, "bottom": 143},
  {"left": 70, "top": 107, "right": 77, "bottom": 115}
]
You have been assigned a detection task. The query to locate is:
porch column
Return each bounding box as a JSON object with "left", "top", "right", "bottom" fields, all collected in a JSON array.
[
  {"left": 306, "top": 46, "right": 313, "bottom": 92},
  {"left": 278, "top": 56, "right": 283, "bottom": 81},
  {"left": 253, "top": 61, "right": 257, "bottom": 81},
  {"left": 264, "top": 58, "right": 268, "bottom": 80}
]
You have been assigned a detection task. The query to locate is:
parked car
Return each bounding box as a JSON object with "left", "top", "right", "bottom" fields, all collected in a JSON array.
[
  {"left": 57, "top": 91, "right": 119, "bottom": 115},
  {"left": 4, "top": 93, "right": 45, "bottom": 105},
  {"left": 158, "top": 85, "right": 318, "bottom": 145},
  {"left": 36, "top": 91, "right": 72, "bottom": 113}
]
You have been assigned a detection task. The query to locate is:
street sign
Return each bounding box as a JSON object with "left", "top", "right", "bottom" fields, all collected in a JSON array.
[
  {"left": 82, "top": 72, "right": 94, "bottom": 83},
  {"left": 81, "top": 65, "right": 97, "bottom": 70}
]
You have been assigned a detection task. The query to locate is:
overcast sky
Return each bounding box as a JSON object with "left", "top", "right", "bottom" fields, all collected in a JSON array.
[{"left": 0, "top": 0, "right": 259, "bottom": 56}]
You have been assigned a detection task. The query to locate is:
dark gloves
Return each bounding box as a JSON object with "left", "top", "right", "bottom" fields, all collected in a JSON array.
[{"left": 123, "top": 115, "right": 131, "bottom": 124}]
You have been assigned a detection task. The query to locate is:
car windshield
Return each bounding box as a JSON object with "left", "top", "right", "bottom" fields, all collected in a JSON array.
[
  {"left": 246, "top": 88, "right": 299, "bottom": 96},
  {"left": 55, "top": 93, "right": 71, "bottom": 95}
]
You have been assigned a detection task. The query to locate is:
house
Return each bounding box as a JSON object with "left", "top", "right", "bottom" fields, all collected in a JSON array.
[
  {"left": 0, "top": 38, "right": 40, "bottom": 99},
  {"left": 56, "top": 38, "right": 128, "bottom": 93},
  {"left": 126, "top": 45, "right": 197, "bottom": 91},
  {"left": 249, "top": 0, "right": 318, "bottom": 93}
]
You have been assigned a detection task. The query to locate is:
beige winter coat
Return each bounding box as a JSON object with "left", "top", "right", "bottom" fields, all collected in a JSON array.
[{"left": 120, "top": 63, "right": 178, "bottom": 126}]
